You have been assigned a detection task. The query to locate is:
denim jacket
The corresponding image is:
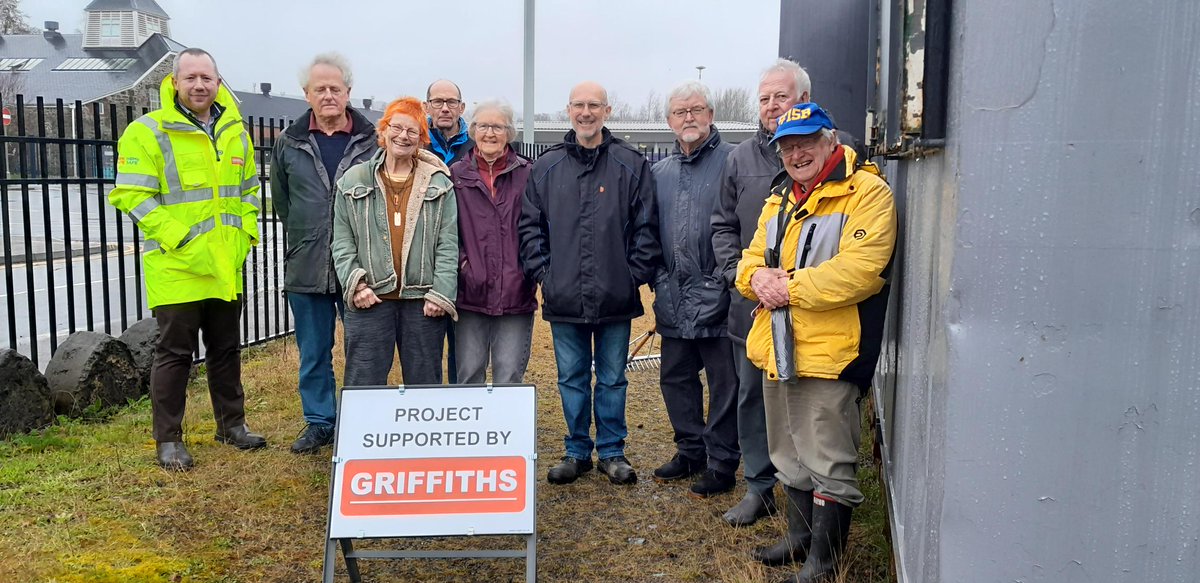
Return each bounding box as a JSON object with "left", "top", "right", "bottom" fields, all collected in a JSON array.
[{"left": 331, "top": 148, "right": 459, "bottom": 319}]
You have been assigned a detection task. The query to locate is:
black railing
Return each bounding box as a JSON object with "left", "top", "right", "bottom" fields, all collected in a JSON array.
[
  {"left": 0, "top": 94, "right": 682, "bottom": 370},
  {"left": 0, "top": 94, "right": 292, "bottom": 369}
]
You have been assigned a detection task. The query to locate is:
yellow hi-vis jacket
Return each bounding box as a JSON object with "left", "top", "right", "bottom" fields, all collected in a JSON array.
[
  {"left": 109, "top": 76, "right": 260, "bottom": 309},
  {"left": 735, "top": 145, "right": 896, "bottom": 389}
]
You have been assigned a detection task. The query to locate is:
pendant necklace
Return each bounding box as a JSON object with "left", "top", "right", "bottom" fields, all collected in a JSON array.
[{"left": 386, "top": 156, "right": 415, "bottom": 227}]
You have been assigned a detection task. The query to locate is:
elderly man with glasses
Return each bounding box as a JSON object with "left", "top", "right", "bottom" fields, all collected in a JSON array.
[
  {"left": 519, "top": 81, "right": 662, "bottom": 486},
  {"left": 648, "top": 81, "right": 740, "bottom": 500}
]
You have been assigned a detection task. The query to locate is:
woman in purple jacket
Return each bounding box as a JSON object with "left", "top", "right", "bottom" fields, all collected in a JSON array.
[{"left": 449, "top": 99, "right": 537, "bottom": 383}]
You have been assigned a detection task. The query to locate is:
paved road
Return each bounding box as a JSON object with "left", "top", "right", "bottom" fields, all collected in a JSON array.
[{"left": 1, "top": 184, "right": 291, "bottom": 370}]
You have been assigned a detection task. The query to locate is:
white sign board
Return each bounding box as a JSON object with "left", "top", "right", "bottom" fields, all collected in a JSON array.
[{"left": 328, "top": 385, "right": 536, "bottom": 539}]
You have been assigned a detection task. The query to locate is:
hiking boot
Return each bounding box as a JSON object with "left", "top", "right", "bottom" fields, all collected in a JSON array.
[
  {"left": 214, "top": 424, "right": 268, "bottom": 450},
  {"left": 156, "top": 441, "right": 194, "bottom": 471},
  {"left": 290, "top": 424, "right": 335, "bottom": 454},
  {"left": 723, "top": 490, "right": 778, "bottom": 527},
  {"left": 752, "top": 486, "right": 814, "bottom": 566},
  {"left": 689, "top": 469, "right": 736, "bottom": 498},
  {"left": 547, "top": 456, "right": 593, "bottom": 484},
  {"left": 653, "top": 453, "right": 705, "bottom": 483},
  {"left": 597, "top": 456, "right": 638, "bottom": 485}
]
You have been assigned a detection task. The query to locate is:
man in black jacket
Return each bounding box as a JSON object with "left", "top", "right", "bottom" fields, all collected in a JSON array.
[
  {"left": 271, "top": 53, "right": 377, "bottom": 454},
  {"left": 650, "top": 81, "right": 740, "bottom": 499},
  {"left": 710, "top": 58, "right": 810, "bottom": 525},
  {"left": 519, "top": 81, "right": 662, "bottom": 486}
]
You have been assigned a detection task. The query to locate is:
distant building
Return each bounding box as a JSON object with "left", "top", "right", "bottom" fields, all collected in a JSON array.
[{"left": 0, "top": 0, "right": 380, "bottom": 177}]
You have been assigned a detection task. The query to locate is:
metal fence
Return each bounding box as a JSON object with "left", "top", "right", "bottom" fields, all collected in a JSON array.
[
  {"left": 0, "top": 94, "right": 681, "bottom": 370},
  {"left": 0, "top": 94, "right": 292, "bottom": 370}
]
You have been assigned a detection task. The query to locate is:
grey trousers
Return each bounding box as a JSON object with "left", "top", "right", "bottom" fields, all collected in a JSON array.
[
  {"left": 453, "top": 311, "right": 534, "bottom": 384},
  {"left": 659, "top": 336, "right": 741, "bottom": 475},
  {"left": 763, "top": 375, "right": 864, "bottom": 507},
  {"left": 343, "top": 300, "right": 446, "bottom": 386},
  {"left": 733, "top": 341, "right": 778, "bottom": 495}
]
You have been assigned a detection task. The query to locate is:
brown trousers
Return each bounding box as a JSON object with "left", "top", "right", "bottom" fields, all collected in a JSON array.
[{"left": 150, "top": 298, "right": 245, "bottom": 442}]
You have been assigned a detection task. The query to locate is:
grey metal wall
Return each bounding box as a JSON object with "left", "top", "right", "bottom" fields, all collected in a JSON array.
[
  {"left": 777, "top": 0, "right": 869, "bottom": 138},
  {"left": 887, "top": 1, "right": 1200, "bottom": 582}
]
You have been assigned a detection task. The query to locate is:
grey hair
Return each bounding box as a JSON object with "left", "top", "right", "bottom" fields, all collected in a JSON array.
[
  {"left": 172, "top": 48, "right": 219, "bottom": 77},
  {"left": 760, "top": 58, "right": 812, "bottom": 100},
  {"left": 299, "top": 52, "right": 353, "bottom": 90},
  {"left": 774, "top": 128, "right": 837, "bottom": 156},
  {"left": 468, "top": 99, "right": 518, "bottom": 143},
  {"left": 665, "top": 81, "right": 714, "bottom": 116}
]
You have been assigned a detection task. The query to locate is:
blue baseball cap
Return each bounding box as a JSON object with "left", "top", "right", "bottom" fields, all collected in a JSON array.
[{"left": 769, "top": 102, "right": 837, "bottom": 144}]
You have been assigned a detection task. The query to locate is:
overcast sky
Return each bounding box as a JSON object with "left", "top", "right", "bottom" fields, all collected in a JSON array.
[{"left": 23, "top": 0, "right": 782, "bottom": 116}]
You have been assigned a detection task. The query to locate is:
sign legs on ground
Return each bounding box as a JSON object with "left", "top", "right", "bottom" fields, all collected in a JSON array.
[{"left": 323, "top": 384, "right": 538, "bottom": 582}]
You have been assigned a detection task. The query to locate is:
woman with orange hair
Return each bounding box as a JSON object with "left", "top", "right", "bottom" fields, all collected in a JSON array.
[{"left": 331, "top": 97, "right": 458, "bottom": 385}]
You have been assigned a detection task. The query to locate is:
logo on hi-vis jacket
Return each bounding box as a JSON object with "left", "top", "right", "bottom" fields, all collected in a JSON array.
[
  {"left": 853, "top": 229, "right": 867, "bottom": 240},
  {"left": 118, "top": 157, "right": 140, "bottom": 166},
  {"left": 231, "top": 157, "right": 244, "bottom": 167}
]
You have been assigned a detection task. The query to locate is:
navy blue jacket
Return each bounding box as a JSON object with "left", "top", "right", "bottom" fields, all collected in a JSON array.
[{"left": 518, "top": 128, "right": 662, "bottom": 324}]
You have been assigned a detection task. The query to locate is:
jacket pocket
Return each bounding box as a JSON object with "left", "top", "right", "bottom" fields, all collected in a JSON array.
[
  {"left": 651, "top": 271, "right": 676, "bottom": 329},
  {"left": 693, "top": 274, "right": 731, "bottom": 330}
]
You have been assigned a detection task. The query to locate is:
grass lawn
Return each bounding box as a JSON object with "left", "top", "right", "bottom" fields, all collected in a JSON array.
[{"left": 0, "top": 292, "right": 894, "bottom": 582}]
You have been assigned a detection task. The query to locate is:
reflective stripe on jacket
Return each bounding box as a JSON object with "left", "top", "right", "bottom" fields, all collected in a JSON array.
[
  {"left": 735, "top": 145, "right": 896, "bottom": 389},
  {"left": 109, "top": 75, "right": 259, "bottom": 309}
]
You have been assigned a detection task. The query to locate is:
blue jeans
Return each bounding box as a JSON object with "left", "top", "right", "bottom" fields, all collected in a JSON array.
[
  {"left": 550, "top": 321, "right": 631, "bottom": 460},
  {"left": 287, "top": 292, "right": 343, "bottom": 428}
]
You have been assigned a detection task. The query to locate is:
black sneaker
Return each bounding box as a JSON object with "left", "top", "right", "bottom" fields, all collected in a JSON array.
[
  {"left": 547, "top": 456, "right": 593, "bottom": 484},
  {"left": 652, "top": 453, "right": 706, "bottom": 483},
  {"left": 689, "top": 469, "right": 736, "bottom": 498},
  {"left": 290, "top": 424, "right": 335, "bottom": 454},
  {"left": 597, "top": 456, "right": 638, "bottom": 485}
]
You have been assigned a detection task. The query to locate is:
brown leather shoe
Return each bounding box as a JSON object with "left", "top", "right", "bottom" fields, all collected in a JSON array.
[
  {"left": 214, "top": 424, "right": 267, "bottom": 450},
  {"left": 156, "top": 441, "right": 194, "bottom": 471}
]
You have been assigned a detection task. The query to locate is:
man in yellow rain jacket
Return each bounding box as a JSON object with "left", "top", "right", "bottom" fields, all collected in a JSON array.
[
  {"left": 735, "top": 103, "right": 896, "bottom": 583},
  {"left": 109, "top": 48, "right": 266, "bottom": 470}
]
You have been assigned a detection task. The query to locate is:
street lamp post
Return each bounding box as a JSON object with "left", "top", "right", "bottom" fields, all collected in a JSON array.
[{"left": 696, "top": 65, "right": 706, "bottom": 80}]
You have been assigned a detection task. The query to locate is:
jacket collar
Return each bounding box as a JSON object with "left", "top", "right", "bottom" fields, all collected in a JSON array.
[
  {"left": 562, "top": 127, "right": 613, "bottom": 166},
  {"left": 767, "top": 144, "right": 869, "bottom": 203},
  {"left": 157, "top": 74, "right": 242, "bottom": 130},
  {"left": 429, "top": 117, "right": 470, "bottom": 149},
  {"left": 285, "top": 106, "right": 376, "bottom": 141},
  {"left": 460, "top": 145, "right": 528, "bottom": 178},
  {"left": 674, "top": 127, "right": 723, "bottom": 163}
]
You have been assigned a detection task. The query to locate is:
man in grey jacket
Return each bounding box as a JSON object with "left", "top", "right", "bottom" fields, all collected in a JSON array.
[
  {"left": 650, "top": 81, "right": 740, "bottom": 499},
  {"left": 710, "top": 59, "right": 810, "bottom": 525},
  {"left": 270, "top": 53, "right": 377, "bottom": 454}
]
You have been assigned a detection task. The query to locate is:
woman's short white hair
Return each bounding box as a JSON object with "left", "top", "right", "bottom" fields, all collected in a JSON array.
[
  {"left": 665, "top": 81, "right": 713, "bottom": 116},
  {"left": 468, "top": 99, "right": 518, "bottom": 143},
  {"left": 760, "top": 58, "right": 812, "bottom": 100},
  {"left": 299, "top": 52, "right": 353, "bottom": 90}
]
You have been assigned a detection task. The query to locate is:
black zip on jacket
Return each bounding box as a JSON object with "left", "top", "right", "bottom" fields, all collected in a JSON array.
[
  {"left": 270, "top": 107, "right": 378, "bottom": 294},
  {"left": 518, "top": 128, "right": 663, "bottom": 324}
]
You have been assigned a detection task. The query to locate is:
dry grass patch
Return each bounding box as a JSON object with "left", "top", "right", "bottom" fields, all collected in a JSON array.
[{"left": 0, "top": 292, "right": 893, "bottom": 582}]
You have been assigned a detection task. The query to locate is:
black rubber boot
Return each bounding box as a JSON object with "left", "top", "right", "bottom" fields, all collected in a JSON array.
[
  {"left": 783, "top": 495, "right": 853, "bottom": 583},
  {"left": 752, "top": 486, "right": 813, "bottom": 566}
]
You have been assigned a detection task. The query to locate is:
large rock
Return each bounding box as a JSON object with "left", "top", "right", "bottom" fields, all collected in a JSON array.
[
  {"left": 45, "top": 331, "right": 142, "bottom": 416},
  {"left": 118, "top": 317, "right": 159, "bottom": 395},
  {"left": 0, "top": 349, "right": 54, "bottom": 437}
]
